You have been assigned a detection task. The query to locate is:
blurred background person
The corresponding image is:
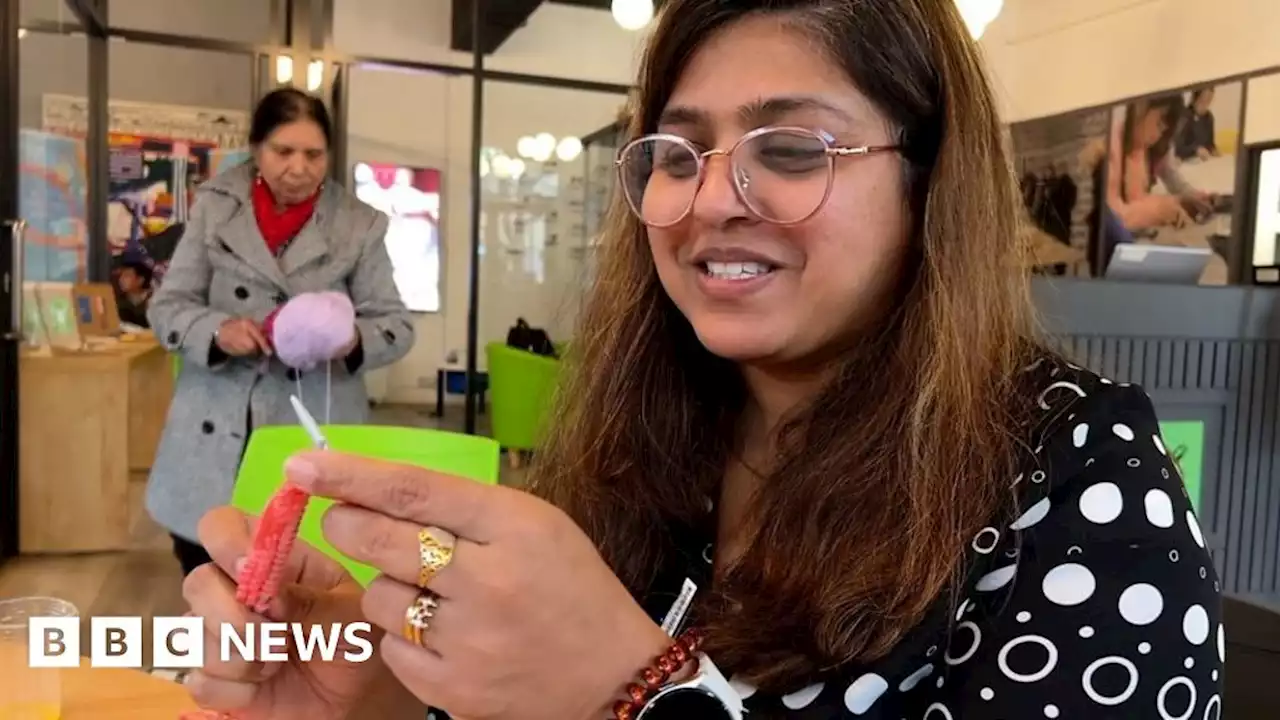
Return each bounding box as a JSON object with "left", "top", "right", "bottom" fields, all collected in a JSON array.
[{"left": 145, "top": 87, "right": 414, "bottom": 576}]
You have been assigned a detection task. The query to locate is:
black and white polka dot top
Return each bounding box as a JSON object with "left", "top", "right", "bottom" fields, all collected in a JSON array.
[{"left": 641, "top": 360, "right": 1225, "bottom": 719}]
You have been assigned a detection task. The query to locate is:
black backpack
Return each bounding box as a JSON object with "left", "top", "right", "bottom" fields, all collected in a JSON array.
[{"left": 506, "top": 318, "right": 557, "bottom": 358}]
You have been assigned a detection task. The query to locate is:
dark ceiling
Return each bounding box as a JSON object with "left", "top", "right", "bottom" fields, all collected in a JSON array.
[{"left": 450, "top": 0, "right": 632, "bottom": 54}]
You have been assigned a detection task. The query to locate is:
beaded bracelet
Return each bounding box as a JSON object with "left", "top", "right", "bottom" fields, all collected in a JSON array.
[{"left": 611, "top": 627, "right": 706, "bottom": 720}]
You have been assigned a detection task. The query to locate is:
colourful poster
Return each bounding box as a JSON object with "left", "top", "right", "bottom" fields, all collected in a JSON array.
[
  {"left": 18, "top": 130, "right": 88, "bottom": 283},
  {"left": 209, "top": 148, "right": 252, "bottom": 178},
  {"left": 107, "top": 133, "right": 216, "bottom": 260},
  {"left": 1159, "top": 420, "right": 1205, "bottom": 513}
]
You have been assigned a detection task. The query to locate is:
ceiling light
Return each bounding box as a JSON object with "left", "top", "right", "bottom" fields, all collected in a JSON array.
[
  {"left": 275, "top": 55, "right": 294, "bottom": 85},
  {"left": 556, "top": 136, "right": 583, "bottom": 162},
  {"left": 531, "top": 133, "right": 556, "bottom": 162},
  {"left": 509, "top": 158, "right": 527, "bottom": 177},
  {"left": 516, "top": 136, "right": 538, "bottom": 159},
  {"left": 307, "top": 59, "right": 324, "bottom": 91},
  {"left": 611, "top": 0, "right": 653, "bottom": 31},
  {"left": 956, "top": 0, "right": 1003, "bottom": 39},
  {"left": 17, "top": 28, "right": 27, "bottom": 39},
  {"left": 492, "top": 154, "right": 514, "bottom": 179}
]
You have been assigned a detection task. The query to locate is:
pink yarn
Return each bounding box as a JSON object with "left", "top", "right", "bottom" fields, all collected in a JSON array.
[{"left": 272, "top": 291, "right": 356, "bottom": 370}]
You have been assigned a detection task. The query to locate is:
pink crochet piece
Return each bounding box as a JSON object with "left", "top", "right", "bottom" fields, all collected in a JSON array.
[
  {"left": 234, "top": 483, "right": 311, "bottom": 614},
  {"left": 178, "top": 485, "right": 309, "bottom": 719},
  {"left": 271, "top": 291, "right": 356, "bottom": 371}
]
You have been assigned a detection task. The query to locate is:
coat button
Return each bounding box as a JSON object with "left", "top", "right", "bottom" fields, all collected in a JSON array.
[
  {"left": 167, "top": 331, "right": 179, "bottom": 346},
  {"left": 381, "top": 329, "right": 396, "bottom": 344},
  {"left": 274, "top": 292, "right": 289, "bottom": 304},
  {"left": 201, "top": 420, "right": 215, "bottom": 434},
  {"left": 286, "top": 368, "right": 299, "bottom": 381},
  {"left": 234, "top": 286, "right": 249, "bottom": 299}
]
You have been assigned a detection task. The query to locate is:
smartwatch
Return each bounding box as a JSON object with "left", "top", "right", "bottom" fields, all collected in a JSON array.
[{"left": 635, "top": 653, "right": 744, "bottom": 720}]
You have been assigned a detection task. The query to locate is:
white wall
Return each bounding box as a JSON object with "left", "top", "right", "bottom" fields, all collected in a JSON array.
[
  {"left": 1244, "top": 74, "right": 1280, "bottom": 144},
  {"left": 21, "top": 0, "right": 273, "bottom": 44},
  {"left": 17, "top": 34, "right": 253, "bottom": 131},
  {"left": 981, "top": 0, "right": 1280, "bottom": 123}
]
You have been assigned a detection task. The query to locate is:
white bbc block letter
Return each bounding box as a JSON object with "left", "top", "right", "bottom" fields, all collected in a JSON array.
[
  {"left": 153, "top": 616, "right": 204, "bottom": 669},
  {"left": 28, "top": 617, "right": 80, "bottom": 668},
  {"left": 91, "top": 617, "right": 142, "bottom": 668}
]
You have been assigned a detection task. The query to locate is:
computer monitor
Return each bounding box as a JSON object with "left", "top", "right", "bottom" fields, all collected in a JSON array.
[{"left": 1105, "top": 243, "right": 1212, "bottom": 284}]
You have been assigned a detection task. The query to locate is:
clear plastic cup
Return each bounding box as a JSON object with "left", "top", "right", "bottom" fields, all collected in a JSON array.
[{"left": 0, "top": 597, "right": 78, "bottom": 720}]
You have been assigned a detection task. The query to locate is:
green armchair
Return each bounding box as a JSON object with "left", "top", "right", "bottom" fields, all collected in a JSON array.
[{"left": 485, "top": 341, "right": 563, "bottom": 468}]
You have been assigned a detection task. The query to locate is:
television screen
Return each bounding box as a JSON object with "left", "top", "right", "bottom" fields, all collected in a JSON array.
[{"left": 353, "top": 162, "right": 442, "bottom": 313}]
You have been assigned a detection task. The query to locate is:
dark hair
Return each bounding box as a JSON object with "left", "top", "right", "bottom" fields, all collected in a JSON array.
[
  {"left": 530, "top": 0, "right": 1038, "bottom": 691},
  {"left": 249, "top": 88, "right": 333, "bottom": 147},
  {"left": 116, "top": 260, "right": 153, "bottom": 288},
  {"left": 1121, "top": 94, "right": 1184, "bottom": 165}
]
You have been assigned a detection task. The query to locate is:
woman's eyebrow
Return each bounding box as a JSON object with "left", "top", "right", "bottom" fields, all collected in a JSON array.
[
  {"left": 657, "top": 105, "right": 707, "bottom": 128},
  {"left": 656, "top": 95, "right": 856, "bottom": 132},
  {"left": 738, "top": 95, "right": 856, "bottom": 126}
]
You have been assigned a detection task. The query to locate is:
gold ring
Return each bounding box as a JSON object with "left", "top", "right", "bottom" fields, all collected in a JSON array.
[
  {"left": 417, "top": 526, "right": 456, "bottom": 588},
  {"left": 402, "top": 591, "right": 439, "bottom": 647}
]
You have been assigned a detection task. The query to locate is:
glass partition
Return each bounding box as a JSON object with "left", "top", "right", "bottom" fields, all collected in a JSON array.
[{"left": 344, "top": 63, "right": 471, "bottom": 419}]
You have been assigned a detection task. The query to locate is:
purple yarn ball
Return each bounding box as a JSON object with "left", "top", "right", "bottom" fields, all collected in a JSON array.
[{"left": 273, "top": 291, "right": 356, "bottom": 370}]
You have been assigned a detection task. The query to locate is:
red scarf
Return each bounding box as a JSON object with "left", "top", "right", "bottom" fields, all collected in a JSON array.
[{"left": 251, "top": 176, "right": 319, "bottom": 256}]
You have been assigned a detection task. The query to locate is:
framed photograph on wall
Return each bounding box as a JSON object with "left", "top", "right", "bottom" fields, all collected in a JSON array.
[
  {"left": 352, "top": 162, "right": 442, "bottom": 313},
  {"left": 1100, "top": 81, "right": 1245, "bottom": 284}
]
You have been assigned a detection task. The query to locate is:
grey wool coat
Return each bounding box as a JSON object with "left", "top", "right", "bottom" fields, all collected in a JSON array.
[{"left": 146, "top": 163, "right": 414, "bottom": 542}]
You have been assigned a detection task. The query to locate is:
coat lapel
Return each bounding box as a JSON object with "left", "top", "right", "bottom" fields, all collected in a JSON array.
[
  {"left": 215, "top": 204, "right": 290, "bottom": 290},
  {"left": 277, "top": 183, "right": 340, "bottom": 278}
]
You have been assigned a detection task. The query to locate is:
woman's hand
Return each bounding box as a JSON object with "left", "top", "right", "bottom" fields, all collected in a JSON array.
[
  {"left": 1157, "top": 194, "right": 1192, "bottom": 227},
  {"left": 285, "top": 451, "right": 673, "bottom": 720},
  {"left": 216, "top": 317, "right": 272, "bottom": 356},
  {"left": 182, "top": 507, "right": 419, "bottom": 720},
  {"left": 335, "top": 326, "right": 360, "bottom": 360}
]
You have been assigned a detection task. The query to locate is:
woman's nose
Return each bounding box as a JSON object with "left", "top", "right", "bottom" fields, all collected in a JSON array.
[{"left": 690, "top": 155, "right": 750, "bottom": 227}]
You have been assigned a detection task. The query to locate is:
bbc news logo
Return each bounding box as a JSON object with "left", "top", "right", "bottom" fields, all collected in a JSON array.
[{"left": 27, "top": 617, "right": 374, "bottom": 668}]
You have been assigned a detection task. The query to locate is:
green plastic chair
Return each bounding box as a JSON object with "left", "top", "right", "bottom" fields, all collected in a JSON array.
[
  {"left": 231, "top": 425, "right": 500, "bottom": 586},
  {"left": 485, "top": 342, "right": 561, "bottom": 456}
]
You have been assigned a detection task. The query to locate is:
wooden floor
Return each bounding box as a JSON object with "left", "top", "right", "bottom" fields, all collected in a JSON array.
[{"left": 0, "top": 403, "right": 520, "bottom": 668}]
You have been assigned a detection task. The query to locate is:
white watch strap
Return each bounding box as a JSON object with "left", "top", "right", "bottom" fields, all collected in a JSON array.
[{"left": 681, "top": 652, "right": 744, "bottom": 719}]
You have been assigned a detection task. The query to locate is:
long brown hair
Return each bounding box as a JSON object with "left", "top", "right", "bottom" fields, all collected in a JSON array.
[{"left": 530, "top": 0, "right": 1039, "bottom": 690}]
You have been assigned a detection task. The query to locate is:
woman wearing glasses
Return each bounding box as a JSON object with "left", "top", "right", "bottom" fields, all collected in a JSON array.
[{"left": 181, "top": 1, "right": 1223, "bottom": 719}]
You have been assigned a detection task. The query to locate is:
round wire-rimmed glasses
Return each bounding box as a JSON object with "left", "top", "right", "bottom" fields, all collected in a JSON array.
[{"left": 615, "top": 126, "right": 900, "bottom": 227}]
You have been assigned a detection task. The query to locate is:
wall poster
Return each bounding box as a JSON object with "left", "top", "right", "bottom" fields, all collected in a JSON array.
[
  {"left": 1010, "top": 108, "right": 1111, "bottom": 277},
  {"left": 1101, "top": 82, "right": 1244, "bottom": 284},
  {"left": 41, "top": 95, "right": 250, "bottom": 284},
  {"left": 17, "top": 129, "right": 88, "bottom": 283}
]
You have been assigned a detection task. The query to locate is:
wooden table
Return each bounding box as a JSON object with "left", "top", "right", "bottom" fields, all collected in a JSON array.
[
  {"left": 18, "top": 336, "right": 174, "bottom": 553},
  {"left": 61, "top": 661, "right": 196, "bottom": 718}
]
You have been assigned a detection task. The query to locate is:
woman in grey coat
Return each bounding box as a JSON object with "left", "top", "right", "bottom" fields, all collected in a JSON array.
[{"left": 146, "top": 89, "right": 414, "bottom": 575}]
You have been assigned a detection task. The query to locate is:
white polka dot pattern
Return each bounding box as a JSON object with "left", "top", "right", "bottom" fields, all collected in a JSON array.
[{"left": 669, "top": 364, "right": 1224, "bottom": 720}]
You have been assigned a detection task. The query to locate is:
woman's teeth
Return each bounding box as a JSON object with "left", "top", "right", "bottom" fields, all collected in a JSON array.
[{"left": 703, "top": 261, "right": 774, "bottom": 280}]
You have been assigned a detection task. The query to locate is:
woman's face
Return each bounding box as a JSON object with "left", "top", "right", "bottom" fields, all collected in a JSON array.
[
  {"left": 255, "top": 119, "right": 329, "bottom": 204},
  {"left": 1136, "top": 107, "right": 1169, "bottom": 148},
  {"left": 646, "top": 17, "right": 910, "bottom": 367},
  {"left": 1193, "top": 89, "right": 1214, "bottom": 114}
]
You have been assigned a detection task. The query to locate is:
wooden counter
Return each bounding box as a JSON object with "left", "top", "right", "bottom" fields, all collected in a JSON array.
[
  {"left": 18, "top": 337, "right": 174, "bottom": 553},
  {"left": 61, "top": 661, "right": 197, "bottom": 718}
]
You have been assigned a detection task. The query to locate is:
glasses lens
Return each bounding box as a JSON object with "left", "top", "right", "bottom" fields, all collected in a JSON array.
[
  {"left": 619, "top": 138, "right": 700, "bottom": 226},
  {"left": 736, "top": 129, "right": 831, "bottom": 223}
]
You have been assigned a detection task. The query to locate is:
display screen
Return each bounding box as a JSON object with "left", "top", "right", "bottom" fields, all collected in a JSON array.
[
  {"left": 1251, "top": 148, "right": 1280, "bottom": 267},
  {"left": 353, "top": 162, "right": 442, "bottom": 313}
]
